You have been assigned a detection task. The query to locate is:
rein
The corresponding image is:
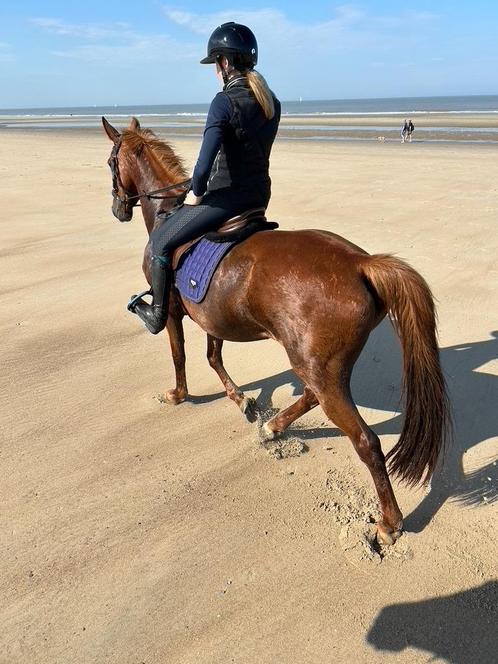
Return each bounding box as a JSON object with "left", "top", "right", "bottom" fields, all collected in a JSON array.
[
  {"left": 109, "top": 140, "right": 191, "bottom": 208},
  {"left": 120, "top": 179, "right": 192, "bottom": 204}
]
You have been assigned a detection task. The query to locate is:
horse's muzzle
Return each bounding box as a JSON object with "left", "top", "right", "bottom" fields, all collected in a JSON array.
[{"left": 112, "top": 197, "right": 133, "bottom": 222}]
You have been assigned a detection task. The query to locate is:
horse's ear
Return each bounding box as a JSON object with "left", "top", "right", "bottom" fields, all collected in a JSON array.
[
  {"left": 129, "top": 117, "right": 141, "bottom": 132},
  {"left": 102, "top": 117, "right": 120, "bottom": 143}
]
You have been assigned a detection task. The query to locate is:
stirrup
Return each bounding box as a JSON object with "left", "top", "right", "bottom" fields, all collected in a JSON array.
[{"left": 127, "top": 288, "right": 152, "bottom": 313}]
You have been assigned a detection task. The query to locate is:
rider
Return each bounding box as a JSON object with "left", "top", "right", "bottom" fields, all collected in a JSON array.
[{"left": 131, "top": 22, "right": 281, "bottom": 334}]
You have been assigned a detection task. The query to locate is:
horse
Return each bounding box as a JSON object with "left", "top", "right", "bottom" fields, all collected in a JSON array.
[{"left": 102, "top": 116, "right": 451, "bottom": 545}]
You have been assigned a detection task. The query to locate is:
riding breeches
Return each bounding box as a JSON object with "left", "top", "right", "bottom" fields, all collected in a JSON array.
[{"left": 150, "top": 188, "right": 268, "bottom": 258}]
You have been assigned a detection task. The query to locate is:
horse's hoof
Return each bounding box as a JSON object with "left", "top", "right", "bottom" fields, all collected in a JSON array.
[
  {"left": 161, "top": 389, "right": 187, "bottom": 405},
  {"left": 240, "top": 396, "right": 259, "bottom": 423},
  {"left": 376, "top": 523, "right": 403, "bottom": 546},
  {"left": 259, "top": 422, "right": 280, "bottom": 442}
]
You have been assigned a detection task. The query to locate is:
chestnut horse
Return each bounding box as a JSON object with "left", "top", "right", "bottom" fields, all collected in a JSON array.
[{"left": 103, "top": 116, "right": 450, "bottom": 544}]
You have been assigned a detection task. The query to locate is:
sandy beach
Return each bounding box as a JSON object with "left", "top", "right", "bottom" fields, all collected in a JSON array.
[{"left": 1, "top": 128, "right": 497, "bottom": 663}]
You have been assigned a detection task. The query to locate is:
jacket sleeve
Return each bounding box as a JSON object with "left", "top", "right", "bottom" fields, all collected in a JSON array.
[{"left": 191, "top": 92, "right": 233, "bottom": 196}]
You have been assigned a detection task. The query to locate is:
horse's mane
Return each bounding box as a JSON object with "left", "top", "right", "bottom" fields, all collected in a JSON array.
[{"left": 121, "top": 126, "right": 187, "bottom": 182}]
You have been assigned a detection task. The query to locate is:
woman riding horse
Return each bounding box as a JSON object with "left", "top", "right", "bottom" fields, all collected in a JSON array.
[{"left": 130, "top": 22, "right": 281, "bottom": 334}]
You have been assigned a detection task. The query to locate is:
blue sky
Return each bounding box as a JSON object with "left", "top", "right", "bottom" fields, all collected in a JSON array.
[{"left": 1, "top": 1, "right": 497, "bottom": 108}]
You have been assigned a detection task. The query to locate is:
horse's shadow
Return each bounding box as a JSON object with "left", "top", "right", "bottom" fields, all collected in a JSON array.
[
  {"left": 366, "top": 580, "right": 498, "bottom": 664},
  {"left": 190, "top": 323, "right": 498, "bottom": 530}
]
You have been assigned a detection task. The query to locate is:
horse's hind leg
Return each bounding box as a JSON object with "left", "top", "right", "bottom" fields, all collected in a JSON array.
[
  {"left": 206, "top": 335, "right": 259, "bottom": 422},
  {"left": 261, "top": 386, "right": 319, "bottom": 440},
  {"left": 161, "top": 314, "right": 188, "bottom": 404},
  {"left": 316, "top": 378, "right": 403, "bottom": 544}
]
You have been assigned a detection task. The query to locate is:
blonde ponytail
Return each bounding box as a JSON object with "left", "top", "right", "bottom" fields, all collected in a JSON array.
[{"left": 246, "top": 69, "right": 275, "bottom": 120}]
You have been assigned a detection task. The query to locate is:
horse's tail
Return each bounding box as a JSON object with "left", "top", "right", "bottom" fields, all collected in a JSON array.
[{"left": 361, "top": 254, "right": 451, "bottom": 485}]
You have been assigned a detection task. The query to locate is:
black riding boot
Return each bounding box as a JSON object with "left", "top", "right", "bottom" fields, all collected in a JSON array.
[{"left": 130, "top": 256, "right": 171, "bottom": 334}]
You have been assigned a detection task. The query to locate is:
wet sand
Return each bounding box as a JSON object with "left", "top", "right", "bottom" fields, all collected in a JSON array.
[{"left": 2, "top": 111, "right": 498, "bottom": 142}]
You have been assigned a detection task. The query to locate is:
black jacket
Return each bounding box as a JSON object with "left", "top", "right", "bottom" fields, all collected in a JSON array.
[{"left": 192, "top": 76, "right": 280, "bottom": 203}]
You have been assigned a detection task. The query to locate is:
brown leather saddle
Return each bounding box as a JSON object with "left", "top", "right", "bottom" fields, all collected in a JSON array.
[{"left": 172, "top": 207, "right": 277, "bottom": 270}]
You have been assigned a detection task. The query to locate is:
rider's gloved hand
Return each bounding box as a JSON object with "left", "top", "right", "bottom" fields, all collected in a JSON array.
[{"left": 184, "top": 190, "right": 203, "bottom": 206}]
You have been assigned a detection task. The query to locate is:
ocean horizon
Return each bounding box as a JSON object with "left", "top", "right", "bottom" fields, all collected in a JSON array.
[
  {"left": 2, "top": 94, "right": 498, "bottom": 117},
  {"left": 2, "top": 95, "right": 498, "bottom": 144}
]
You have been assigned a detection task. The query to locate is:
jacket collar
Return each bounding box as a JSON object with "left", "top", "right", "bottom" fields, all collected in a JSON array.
[{"left": 224, "top": 76, "right": 248, "bottom": 91}]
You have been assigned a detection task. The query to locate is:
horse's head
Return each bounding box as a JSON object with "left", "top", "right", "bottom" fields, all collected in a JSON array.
[
  {"left": 102, "top": 116, "right": 141, "bottom": 222},
  {"left": 102, "top": 117, "right": 189, "bottom": 234}
]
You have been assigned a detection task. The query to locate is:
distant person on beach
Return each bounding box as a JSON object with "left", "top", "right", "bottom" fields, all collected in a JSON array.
[
  {"left": 401, "top": 119, "right": 409, "bottom": 143},
  {"left": 408, "top": 119, "right": 415, "bottom": 142},
  {"left": 129, "top": 22, "right": 281, "bottom": 334}
]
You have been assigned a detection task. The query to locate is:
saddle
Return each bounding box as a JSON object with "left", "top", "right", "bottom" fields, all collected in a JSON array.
[{"left": 171, "top": 208, "right": 278, "bottom": 270}]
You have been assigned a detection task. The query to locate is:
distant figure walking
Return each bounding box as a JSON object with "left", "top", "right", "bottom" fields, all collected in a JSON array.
[
  {"left": 407, "top": 119, "right": 415, "bottom": 142},
  {"left": 401, "top": 119, "right": 409, "bottom": 143}
]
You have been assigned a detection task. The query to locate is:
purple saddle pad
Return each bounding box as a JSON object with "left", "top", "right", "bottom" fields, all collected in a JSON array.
[{"left": 175, "top": 237, "right": 235, "bottom": 303}]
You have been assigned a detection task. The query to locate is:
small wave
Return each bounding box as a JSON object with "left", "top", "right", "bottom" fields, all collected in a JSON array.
[{"left": 283, "top": 110, "right": 498, "bottom": 117}]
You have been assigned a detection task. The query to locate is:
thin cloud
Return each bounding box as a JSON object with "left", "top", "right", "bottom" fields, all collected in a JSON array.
[
  {"left": 335, "top": 4, "right": 366, "bottom": 22},
  {"left": 161, "top": 5, "right": 440, "bottom": 53},
  {"left": 161, "top": 6, "right": 371, "bottom": 58},
  {"left": 30, "top": 17, "right": 134, "bottom": 40},
  {"left": 30, "top": 16, "right": 197, "bottom": 64},
  {"left": 52, "top": 37, "right": 196, "bottom": 64},
  {"left": 375, "top": 11, "right": 438, "bottom": 30},
  {"left": 162, "top": 8, "right": 292, "bottom": 36}
]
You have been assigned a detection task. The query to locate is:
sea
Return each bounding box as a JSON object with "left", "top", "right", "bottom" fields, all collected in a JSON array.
[{"left": 2, "top": 95, "right": 498, "bottom": 143}]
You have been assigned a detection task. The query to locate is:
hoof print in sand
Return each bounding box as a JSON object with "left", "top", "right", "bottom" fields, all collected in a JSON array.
[
  {"left": 339, "top": 522, "right": 382, "bottom": 566},
  {"left": 322, "top": 466, "right": 413, "bottom": 566},
  {"left": 261, "top": 437, "right": 307, "bottom": 459}
]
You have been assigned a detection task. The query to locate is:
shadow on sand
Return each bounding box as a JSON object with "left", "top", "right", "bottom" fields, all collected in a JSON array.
[
  {"left": 189, "top": 323, "right": 498, "bottom": 530},
  {"left": 367, "top": 580, "right": 498, "bottom": 664}
]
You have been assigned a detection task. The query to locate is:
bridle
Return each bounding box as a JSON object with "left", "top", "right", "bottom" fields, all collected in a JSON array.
[{"left": 108, "top": 140, "right": 191, "bottom": 209}]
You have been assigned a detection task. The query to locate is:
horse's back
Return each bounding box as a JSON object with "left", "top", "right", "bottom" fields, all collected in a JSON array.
[
  {"left": 232, "top": 228, "right": 371, "bottom": 297},
  {"left": 180, "top": 229, "right": 380, "bottom": 344},
  {"left": 242, "top": 228, "right": 369, "bottom": 257}
]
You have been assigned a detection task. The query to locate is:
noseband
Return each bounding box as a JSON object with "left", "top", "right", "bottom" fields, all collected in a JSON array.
[{"left": 109, "top": 140, "right": 191, "bottom": 208}]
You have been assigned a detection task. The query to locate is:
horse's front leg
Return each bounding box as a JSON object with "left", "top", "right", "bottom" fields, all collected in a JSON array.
[
  {"left": 161, "top": 313, "right": 188, "bottom": 405},
  {"left": 206, "top": 335, "right": 259, "bottom": 422}
]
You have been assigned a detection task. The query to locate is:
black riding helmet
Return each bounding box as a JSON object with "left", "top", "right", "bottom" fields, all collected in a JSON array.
[{"left": 200, "top": 22, "right": 258, "bottom": 69}]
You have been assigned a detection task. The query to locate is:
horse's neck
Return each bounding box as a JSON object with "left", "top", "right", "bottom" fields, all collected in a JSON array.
[{"left": 133, "top": 152, "right": 177, "bottom": 236}]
